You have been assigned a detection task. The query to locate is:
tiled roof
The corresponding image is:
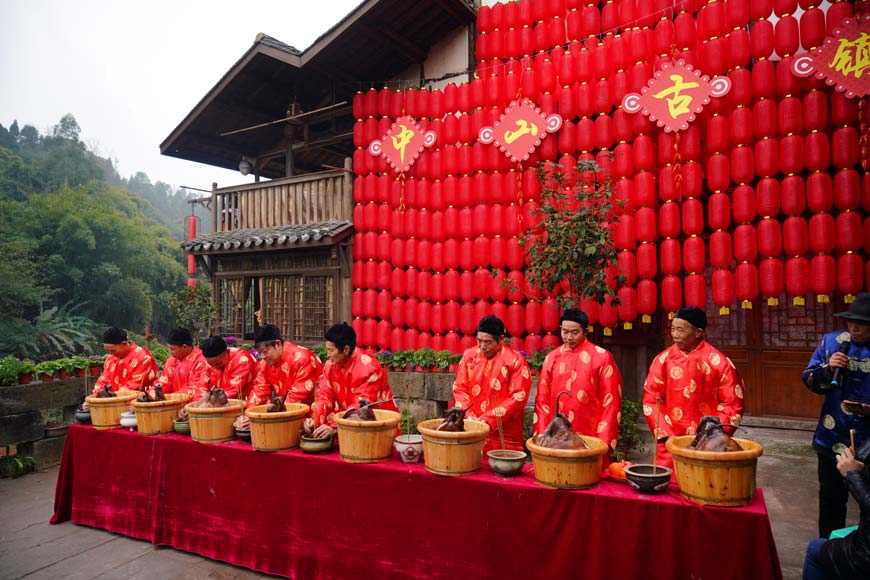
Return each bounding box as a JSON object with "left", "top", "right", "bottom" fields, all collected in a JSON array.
[
  {"left": 181, "top": 220, "right": 352, "bottom": 254},
  {"left": 254, "top": 33, "right": 301, "bottom": 56}
]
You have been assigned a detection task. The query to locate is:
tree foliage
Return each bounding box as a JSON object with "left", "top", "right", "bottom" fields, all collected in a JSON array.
[
  {"left": 519, "top": 159, "right": 622, "bottom": 308},
  {"left": 0, "top": 114, "right": 213, "bottom": 358}
]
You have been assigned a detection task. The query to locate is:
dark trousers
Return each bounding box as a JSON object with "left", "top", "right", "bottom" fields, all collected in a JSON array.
[{"left": 818, "top": 452, "right": 849, "bottom": 538}]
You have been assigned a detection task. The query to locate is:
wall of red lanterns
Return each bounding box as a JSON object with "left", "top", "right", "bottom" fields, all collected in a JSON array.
[{"left": 350, "top": 0, "right": 870, "bottom": 353}]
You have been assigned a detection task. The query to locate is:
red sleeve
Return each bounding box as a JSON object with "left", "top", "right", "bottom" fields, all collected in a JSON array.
[
  {"left": 451, "top": 351, "right": 474, "bottom": 410},
  {"left": 533, "top": 352, "right": 557, "bottom": 435},
  {"left": 92, "top": 357, "right": 117, "bottom": 394},
  {"left": 220, "top": 351, "right": 256, "bottom": 400},
  {"left": 246, "top": 361, "right": 272, "bottom": 408},
  {"left": 597, "top": 352, "right": 623, "bottom": 450},
  {"left": 716, "top": 356, "right": 745, "bottom": 426},
  {"left": 313, "top": 367, "right": 335, "bottom": 426},
  {"left": 642, "top": 350, "right": 672, "bottom": 439},
  {"left": 156, "top": 356, "right": 175, "bottom": 388}
]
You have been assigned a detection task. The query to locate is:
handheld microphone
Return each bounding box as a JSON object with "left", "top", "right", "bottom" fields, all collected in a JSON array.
[{"left": 831, "top": 340, "right": 851, "bottom": 387}]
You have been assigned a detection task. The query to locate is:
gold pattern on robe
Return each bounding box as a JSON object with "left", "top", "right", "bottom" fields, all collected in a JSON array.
[
  {"left": 501, "top": 366, "right": 508, "bottom": 378},
  {"left": 521, "top": 366, "right": 530, "bottom": 379},
  {"left": 293, "top": 351, "right": 302, "bottom": 361},
  {"left": 568, "top": 410, "right": 575, "bottom": 422},
  {"left": 558, "top": 362, "right": 567, "bottom": 374},
  {"left": 579, "top": 351, "right": 591, "bottom": 364},
  {"left": 305, "top": 380, "right": 314, "bottom": 391},
  {"left": 602, "top": 393, "right": 614, "bottom": 407},
  {"left": 709, "top": 352, "right": 721, "bottom": 366},
  {"left": 735, "top": 384, "right": 744, "bottom": 399},
  {"left": 513, "top": 390, "right": 526, "bottom": 402},
  {"left": 643, "top": 404, "right": 652, "bottom": 416},
  {"left": 576, "top": 389, "right": 588, "bottom": 403},
  {"left": 281, "top": 363, "right": 289, "bottom": 373},
  {"left": 603, "top": 364, "right": 614, "bottom": 379},
  {"left": 472, "top": 384, "right": 481, "bottom": 396},
  {"left": 672, "top": 407, "right": 684, "bottom": 420},
  {"left": 595, "top": 346, "right": 606, "bottom": 354},
  {"left": 670, "top": 367, "right": 683, "bottom": 380},
  {"left": 664, "top": 414, "right": 673, "bottom": 426},
  {"left": 597, "top": 420, "right": 607, "bottom": 433},
  {"left": 493, "top": 405, "right": 505, "bottom": 417},
  {"left": 360, "top": 354, "right": 372, "bottom": 366},
  {"left": 824, "top": 414, "right": 836, "bottom": 429},
  {"left": 658, "top": 351, "right": 669, "bottom": 364},
  {"left": 491, "top": 378, "right": 502, "bottom": 391}
]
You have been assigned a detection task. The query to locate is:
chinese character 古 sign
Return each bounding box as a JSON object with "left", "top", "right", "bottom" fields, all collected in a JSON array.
[
  {"left": 478, "top": 98, "right": 562, "bottom": 162},
  {"left": 792, "top": 15, "right": 870, "bottom": 98},
  {"left": 622, "top": 60, "right": 732, "bottom": 133},
  {"left": 368, "top": 115, "right": 436, "bottom": 173}
]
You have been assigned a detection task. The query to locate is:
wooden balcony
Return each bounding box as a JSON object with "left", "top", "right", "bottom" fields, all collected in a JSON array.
[{"left": 211, "top": 158, "right": 353, "bottom": 233}]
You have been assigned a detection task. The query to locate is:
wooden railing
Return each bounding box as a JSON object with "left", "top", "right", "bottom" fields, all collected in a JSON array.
[{"left": 211, "top": 158, "right": 353, "bottom": 233}]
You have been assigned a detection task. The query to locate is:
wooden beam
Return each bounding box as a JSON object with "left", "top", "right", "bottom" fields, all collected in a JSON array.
[{"left": 356, "top": 21, "right": 426, "bottom": 63}]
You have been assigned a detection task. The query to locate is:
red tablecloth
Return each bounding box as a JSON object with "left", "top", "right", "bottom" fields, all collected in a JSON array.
[{"left": 52, "top": 424, "right": 782, "bottom": 580}]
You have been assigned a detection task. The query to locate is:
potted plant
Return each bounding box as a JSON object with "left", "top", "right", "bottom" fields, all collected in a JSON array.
[
  {"left": 87, "top": 355, "right": 105, "bottom": 375},
  {"left": 447, "top": 352, "right": 462, "bottom": 373},
  {"left": 391, "top": 350, "right": 413, "bottom": 372},
  {"left": 69, "top": 356, "right": 89, "bottom": 377},
  {"left": 433, "top": 350, "right": 452, "bottom": 373},
  {"left": 0, "top": 357, "right": 20, "bottom": 386},
  {"left": 374, "top": 351, "right": 394, "bottom": 369},
  {"left": 526, "top": 348, "right": 552, "bottom": 377},
  {"left": 312, "top": 345, "right": 328, "bottom": 364},
  {"left": 0, "top": 447, "right": 36, "bottom": 478},
  {"left": 54, "top": 358, "right": 75, "bottom": 380},
  {"left": 35, "top": 360, "right": 60, "bottom": 382},
  {"left": 413, "top": 348, "right": 436, "bottom": 372},
  {"left": 17, "top": 360, "right": 36, "bottom": 384}
]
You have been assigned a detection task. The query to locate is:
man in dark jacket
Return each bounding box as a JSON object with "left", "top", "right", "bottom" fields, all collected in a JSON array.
[{"left": 802, "top": 439, "right": 870, "bottom": 579}]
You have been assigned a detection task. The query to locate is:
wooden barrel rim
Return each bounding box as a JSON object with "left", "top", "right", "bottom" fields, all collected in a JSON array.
[
  {"left": 339, "top": 423, "right": 397, "bottom": 434},
  {"left": 425, "top": 465, "right": 481, "bottom": 476},
  {"left": 422, "top": 435, "right": 486, "bottom": 447},
  {"left": 679, "top": 488, "right": 755, "bottom": 505},
  {"left": 676, "top": 456, "right": 759, "bottom": 469},
  {"left": 249, "top": 415, "right": 305, "bottom": 426}
]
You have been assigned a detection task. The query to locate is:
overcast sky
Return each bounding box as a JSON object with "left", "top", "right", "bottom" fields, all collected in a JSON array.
[{"left": 0, "top": 0, "right": 362, "bottom": 192}]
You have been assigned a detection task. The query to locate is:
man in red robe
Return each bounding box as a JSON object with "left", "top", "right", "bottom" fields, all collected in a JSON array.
[
  {"left": 235, "top": 324, "right": 323, "bottom": 430},
  {"left": 452, "top": 316, "right": 532, "bottom": 453},
  {"left": 200, "top": 336, "right": 258, "bottom": 402},
  {"left": 533, "top": 309, "right": 622, "bottom": 453},
  {"left": 155, "top": 327, "right": 208, "bottom": 402},
  {"left": 304, "top": 323, "right": 398, "bottom": 440},
  {"left": 642, "top": 306, "right": 745, "bottom": 470},
  {"left": 88, "top": 327, "right": 158, "bottom": 403}
]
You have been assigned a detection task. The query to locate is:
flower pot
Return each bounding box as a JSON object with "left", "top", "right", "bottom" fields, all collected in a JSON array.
[
  {"left": 73, "top": 368, "right": 86, "bottom": 377},
  {"left": 89, "top": 365, "right": 103, "bottom": 375},
  {"left": 44, "top": 423, "right": 70, "bottom": 438},
  {"left": 120, "top": 411, "right": 137, "bottom": 430},
  {"left": 173, "top": 419, "right": 190, "bottom": 435},
  {"left": 57, "top": 369, "right": 71, "bottom": 380},
  {"left": 39, "top": 373, "right": 54, "bottom": 382},
  {"left": 17, "top": 373, "right": 32, "bottom": 385},
  {"left": 394, "top": 434, "right": 424, "bottom": 463}
]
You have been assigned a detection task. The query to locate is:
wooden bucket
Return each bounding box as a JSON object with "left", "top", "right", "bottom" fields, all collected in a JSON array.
[
  {"left": 246, "top": 403, "right": 310, "bottom": 452},
  {"left": 526, "top": 435, "right": 609, "bottom": 489},
  {"left": 132, "top": 393, "right": 190, "bottom": 435},
  {"left": 335, "top": 409, "right": 401, "bottom": 463},
  {"left": 667, "top": 435, "right": 764, "bottom": 507},
  {"left": 86, "top": 391, "right": 140, "bottom": 430},
  {"left": 186, "top": 399, "right": 245, "bottom": 444},
  {"left": 417, "top": 418, "right": 490, "bottom": 476}
]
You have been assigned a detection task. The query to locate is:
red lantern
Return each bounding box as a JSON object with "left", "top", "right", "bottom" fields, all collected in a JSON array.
[
  {"left": 810, "top": 255, "right": 836, "bottom": 298},
  {"left": 542, "top": 298, "right": 560, "bottom": 332},
  {"left": 755, "top": 138, "right": 780, "bottom": 178},
  {"left": 637, "top": 243, "right": 657, "bottom": 279},
  {"left": 752, "top": 59, "right": 776, "bottom": 100},
  {"left": 710, "top": 231, "right": 733, "bottom": 268},
  {"left": 809, "top": 213, "right": 836, "bottom": 253},
  {"left": 683, "top": 237, "right": 705, "bottom": 274},
  {"left": 837, "top": 212, "right": 863, "bottom": 253},
  {"left": 735, "top": 262, "right": 760, "bottom": 302},
  {"left": 786, "top": 256, "right": 810, "bottom": 298},
  {"left": 758, "top": 219, "right": 784, "bottom": 257},
  {"left": 617, "top": 287, "right": 638, "bottom": 324},
  {"left": 774, "top": 15, "right": 800, "bottom": 57},
  {"left": 834, "top": 170, "right": 861, "bottom": 210},
  {"left": 838, "top": 253, "right": 864, "bottom": 295},
  {"left": 659, "top": 203, "right": 680, "bottom": 239},
  {"left": 661, "top": 275, "right": 683, "bottom": 313},
  {"left": 712, "top": 270, "right": 735, "bottom": 310},
  {"left": 732, "top": 185, "right": 756, "bottom": 223},
  {"left": 525, "top": 300, "right": 542, "bottom": 334},
  {"left": 759, "top": 257, "right": 785, "bottom": 300},
  {"left": 779, "top": 134, "right": 804, "bottom": 175},
  {"left": 661, "top": 238, "right": 682, "bottom": 275},
  {"left": 734, "top": 224, "right": 758, "bottom": 262},
  {"left": 730, "top": 108, "right": 754, "bottom": 147},
  {"left": 804, "top": 132, "right": 830, "bottom": 172},
  {"left": 636, "top": 207, "right": 658, "bottom": 242},
  {"left": 637, "top": 279, "right": 656, "bottom": 317},
  {"left": 682, "top": 200, "right": 704, "bottom": 236},
  {"left": 618, "top": 250, "right": 637, "bottom": 286},
  {"left": 506, "top": 304, "right": 525, "bottom": 337},
  {"left": 781, "top": 175, "right": 807, "bottom": 215},
  {"left": 832, "top": 127, "right": 860, "bottom": 169},
  {"left": 783, "top": 216, "right": 808, "bottom": 256},
  {"left": 807, "top": 172, "right": 833, "bottom": 212},
  {"left": 803, "top": 90, "right": 828, "bottom": 131}
]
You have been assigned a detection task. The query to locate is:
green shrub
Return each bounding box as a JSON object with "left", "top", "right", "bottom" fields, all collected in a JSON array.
[
  {"left": 0, "top": 356, "right": 21, "bottom": 386},
  {"left": 615, "top": 399, "right": 646, "bottom": 462}
]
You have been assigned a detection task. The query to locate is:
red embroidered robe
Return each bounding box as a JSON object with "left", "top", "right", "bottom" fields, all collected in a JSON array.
[
  {"left": 156, "top": 347, "right": 208, "bottom": 402},
  {"left": 452, "top": 344, "right": 532, "bottom": 453},
  {"left": 92, "top": 343, "right": 158, "bottom": 394},
  {"left": 533, "top": 340, "right": 622, "bottom": 451},
  {"left": 204, "top": 348, "right": 259, "bottom": 401},
  {"left": 313, "top": 350, "right": 398, "bottom": 426},
  {"left": 248, "top": 342, "right": 323, "bottom": 408},
  {"left": 642, "top": 340, "right": 745, "bottom": 468}
]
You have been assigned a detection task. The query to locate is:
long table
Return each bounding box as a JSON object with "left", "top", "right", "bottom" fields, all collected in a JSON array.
[{"left": 51, "top": 425, "right": 783, "bottom": 580}]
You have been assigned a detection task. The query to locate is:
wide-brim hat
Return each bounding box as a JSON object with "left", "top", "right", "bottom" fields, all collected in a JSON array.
[{"left": 834, "top": 293, "right": 870, "bottom": 323}]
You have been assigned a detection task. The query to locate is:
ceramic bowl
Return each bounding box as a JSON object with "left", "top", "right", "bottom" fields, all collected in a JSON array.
[
  {"left": 120, "top": 411, "right": 137, "bottom": 430},
  {"left": 394, "top": 434, "right": 424, "bottom": 463},
  {"left": 173, "top": 419, "right": 191, "bottom": 435},
  {"left": 75, "top": 408, "right": 92, "bottom": 425},
  {"left": 487, "top": 449, "right": 527, "bottom": 477},
  {"left": 624, "top": 464, "right": 672, "bottom": 494},
  {"left": 300, "top": 434, "right": 335, "bottom": 454},
  {"left": 235, "top": 428, "right": 252, "bottom": 443}
]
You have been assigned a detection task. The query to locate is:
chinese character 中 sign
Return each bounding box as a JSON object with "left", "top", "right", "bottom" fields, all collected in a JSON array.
[{"left": 368, "top": 115, "right": 436, "bottom": 173}]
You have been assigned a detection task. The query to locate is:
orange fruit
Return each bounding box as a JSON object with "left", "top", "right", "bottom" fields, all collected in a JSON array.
[{"left": 607, "top": 461, "right": 627, "bottom": 480}]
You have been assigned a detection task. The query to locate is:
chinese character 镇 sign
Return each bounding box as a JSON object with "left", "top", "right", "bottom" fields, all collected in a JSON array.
[
  {"left": 478, "top": 98, "right": 562, "bottom": 163},
  {"left": 368, "top": 115, "right": 436, "bottom": 173},
  {"left": 622, "top": 60, "right": 732, "bottom": 133},
  {"left": 792, "top": 15, "right": 870, "bottom": 99}
]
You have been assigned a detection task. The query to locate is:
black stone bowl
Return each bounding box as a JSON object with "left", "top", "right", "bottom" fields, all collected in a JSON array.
[{"left": 625, "top": 464, "right": 672, "bottom": 494}]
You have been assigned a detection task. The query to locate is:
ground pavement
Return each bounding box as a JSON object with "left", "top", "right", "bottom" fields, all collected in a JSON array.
[{"left": 0, "top": 424, "right": 860, "bottom": 580}]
